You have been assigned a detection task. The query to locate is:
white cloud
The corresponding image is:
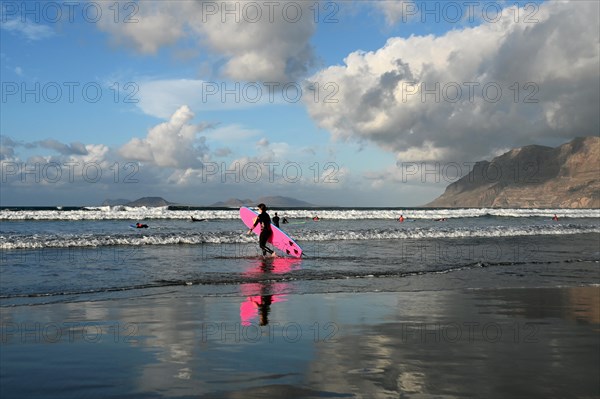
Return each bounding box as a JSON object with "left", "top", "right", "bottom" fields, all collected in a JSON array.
[
  {"left": 373, "top": 1, "right": 417, "bottom": 26},
  {"left": 119, "top": 105, "right": 209, "bottom": 169},
  {"left": 255, "top": 138, "right": 291, "bottom": 160},
  {"left": 73, "top": 144, "right": 111, "bottom": 165},
  {"left": 97, "top": 2, "right": 186, "bottom": 54},
  {"left": 97, "top": 1, "right": 317, "bottom": 82},
  {"left": 304, "top": 1, "right": 600, "bottom": 162},
  {"left": 1, "top": 19, "right": 55, "bottom": 41},
  {"left": 394, "top": 141, "right": 450, "bottom": 162}
]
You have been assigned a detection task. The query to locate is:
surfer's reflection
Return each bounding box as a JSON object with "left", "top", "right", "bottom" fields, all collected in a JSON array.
[{"left": 239, "top": 257, "right": 302, "bottom": 326}]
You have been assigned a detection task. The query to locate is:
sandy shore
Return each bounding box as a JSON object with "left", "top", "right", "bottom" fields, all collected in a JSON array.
[{"left": 1, "top": 286, "right": 599, "bottom": 398}]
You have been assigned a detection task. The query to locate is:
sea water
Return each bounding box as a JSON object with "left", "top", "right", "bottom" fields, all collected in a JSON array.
[
  {"left": 1, "top": 206, "right": 599, "bottom": 306},
  {"left": 1, "top": 206, "right": 599, "bottom": 399}
]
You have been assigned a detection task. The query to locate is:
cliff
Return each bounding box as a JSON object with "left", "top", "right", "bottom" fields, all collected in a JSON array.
[{"left": 426, "top": 136, "right": 599, "bottom": 208}]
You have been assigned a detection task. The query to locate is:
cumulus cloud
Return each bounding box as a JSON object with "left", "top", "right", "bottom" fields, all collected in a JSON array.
[
  {"left": 96, "top": 1, "right": 186, "bottom": 54},
  {"left": 119, "top": 105, "right": 210, "bottom": 169},
  {"left": 304, "top": 1, "right": 600, "bottom": 162},
  {"left": 97, "top": 1, "right": 316, "bottom": 82},
  {"left": 197, "top": 3, "right": 316, "bottom": 82}
]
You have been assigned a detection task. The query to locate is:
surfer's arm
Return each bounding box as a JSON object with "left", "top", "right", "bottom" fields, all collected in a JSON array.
[
  {"left": 251, "top": 215, "right": 263, "bottom": 228},
  {"left": 248, "top": 216, "right": 259, "bottom": 233}
]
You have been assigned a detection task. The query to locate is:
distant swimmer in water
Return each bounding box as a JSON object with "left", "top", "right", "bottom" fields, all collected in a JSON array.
[
  {"left": 312, "top": 216, "right": 320, "bottom": 221},
  {"left": 398, "top": 214, "right": 405, "bottom": 222},
  {"left": 272, "top": 212, "right": 280, "bottom": 228},
  {"left": 282, "top": 217, "right": 289, "bottom": 224},
  {"left": 135, "top": 223, "right": 148, "bottom": 228},
  {"left": 190, "top": 216, "right": 207, "bottom": 222},
  {"left": 552, "top": 214, "right": 559, "bottom": 221},
  {"left": 434, "top": 218, "right": 447, "bottom": 222}
]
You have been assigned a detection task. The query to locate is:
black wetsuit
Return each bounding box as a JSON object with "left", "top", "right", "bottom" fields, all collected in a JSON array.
[
  {"left": 252, "top": 212, "right": 274, "bottom": 255},
  {"left": 272, "top": 215, "right": 280, "bottom": 227}
]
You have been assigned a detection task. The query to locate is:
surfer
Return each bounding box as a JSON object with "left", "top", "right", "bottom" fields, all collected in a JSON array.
[
  {"left": 398, "top": 214, "right": 405, "bottom": 222},
  {"left": 282, "top": 217, "right": 288, "bottom": 224},
  {"left": 247, "top": 203, "right": 275, "bottom": 257},
  {"left": 272, "top": 212, "right": 280, "bottom": 228},
  {"left": 135, "top": 223, "right": 148, "bottom": 228},
  {"left": 552, "top": 214, "right": 559, "bottom": 221},
  {"left": 313, "top": 215, "right": 320, "bottom": 221}
]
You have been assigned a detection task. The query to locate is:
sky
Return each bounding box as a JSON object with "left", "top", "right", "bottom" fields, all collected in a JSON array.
[{"left": 1, "top": 0, "right": 598, "bottom": 207}]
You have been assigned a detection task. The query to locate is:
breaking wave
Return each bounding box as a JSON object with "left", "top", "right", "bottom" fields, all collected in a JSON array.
[{"left": 2, "top": 224, "right": 598, "bottom": 250}]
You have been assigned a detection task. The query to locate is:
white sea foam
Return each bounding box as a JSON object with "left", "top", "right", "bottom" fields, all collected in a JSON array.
[
  {"left": 1, "top": 207, "right": 598, "bottom": 221},
  {"left": 2, "top": 225, "right": 598, "bottom": 250}
]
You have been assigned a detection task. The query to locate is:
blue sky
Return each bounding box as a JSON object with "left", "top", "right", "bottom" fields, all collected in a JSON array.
[{"left": 1, "top": 0, "right": 598, "bottom": 206}]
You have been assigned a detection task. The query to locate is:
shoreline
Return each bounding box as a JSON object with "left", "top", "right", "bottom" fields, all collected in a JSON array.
[
  {"left": 2, "top": 285, "right": 598, "bottom": 398},
  {"left": 3, "top": 255, "right": 598, "bottom": 308}
]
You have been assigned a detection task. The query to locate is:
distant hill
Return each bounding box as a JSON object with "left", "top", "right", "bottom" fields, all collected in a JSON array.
[
  {"left": 209, "top": 198, "right": 254, "bottom": 208},
  {"left": 210, "top": 196, "right": 315, "bottom": 208},
  {"left": 106, "top": 197, "right": 177, "bottom": 207},
  {"left": 100, "top": 196, "right": 313, "bottom": 208},
  {"left": 426, "top": 136, "right": 600, "bottom": 208}
]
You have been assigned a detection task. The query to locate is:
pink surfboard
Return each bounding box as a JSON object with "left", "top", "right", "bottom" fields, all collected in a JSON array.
[{"left": 240, "top": 207, "right": 303, "bottom": 258}]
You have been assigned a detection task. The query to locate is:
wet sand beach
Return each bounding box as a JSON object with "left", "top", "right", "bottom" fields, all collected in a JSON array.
[{"left": 1, "top": 285, "right": 598, "bottom": 399}]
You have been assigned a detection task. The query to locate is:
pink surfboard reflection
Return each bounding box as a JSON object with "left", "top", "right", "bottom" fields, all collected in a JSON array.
[{"left": 239, "top": 257, "right": 302, "bottom": 326}]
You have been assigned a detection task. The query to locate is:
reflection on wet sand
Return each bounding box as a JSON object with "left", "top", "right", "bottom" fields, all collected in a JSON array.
[
  {"left": 567, "top": 286, "right": 600, "bottom": 324},
  {"left": 1, "top": 286, "right": 597, "bottom": 398},
  {"left": 305, "top": 287, "right": 600, "bottom": 398},
  {"left": 240, "top": 257, "right": 303, "bottom": 326},
  {"left": 468, "top": 286, "right": 600, "bottom": 323}
]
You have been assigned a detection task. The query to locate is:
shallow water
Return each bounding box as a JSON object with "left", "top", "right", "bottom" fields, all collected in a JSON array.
[
  {"left": 1, "top": 207, "right": 599, "bottom": 398},
  {"left": 1, "top": 208, "right": 599, "bottom": 306}
]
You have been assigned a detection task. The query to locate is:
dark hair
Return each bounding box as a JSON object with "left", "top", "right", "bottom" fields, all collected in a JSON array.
[{"left": 257, "top": 203, "right": 267, "bottom": 211}]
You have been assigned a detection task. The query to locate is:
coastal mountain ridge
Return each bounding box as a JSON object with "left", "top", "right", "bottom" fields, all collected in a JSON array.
[
  {"left": 101, "top": 196, "right": 314, "bottom": 208},
  {"left": 426, "top": 136, "right": 599, "bottom": 208},
  {"left": 101, "top": 197, "right": 175, "bottom": 207}
]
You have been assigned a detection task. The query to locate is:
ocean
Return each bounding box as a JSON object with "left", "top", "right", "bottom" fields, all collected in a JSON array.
[
  {"left": 1, "top": 206, "right": 598, "bottom": 306},
  {"left": 1, "top": 206, "right": 599, "bottom": 398}
]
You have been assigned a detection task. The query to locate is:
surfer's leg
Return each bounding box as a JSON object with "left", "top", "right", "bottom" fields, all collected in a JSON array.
[
  {"left": 260, "top": 243, "right": 274, "bottom": 255},
  {"left": 259, "top": 231, "right": 274, "bottom": 256}
]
